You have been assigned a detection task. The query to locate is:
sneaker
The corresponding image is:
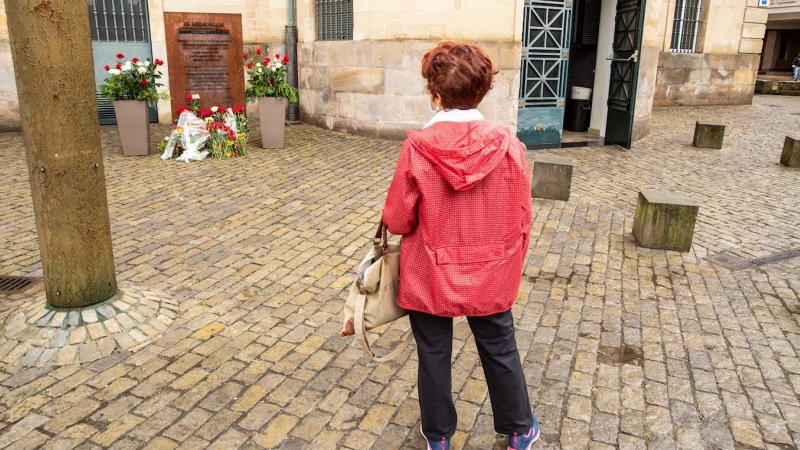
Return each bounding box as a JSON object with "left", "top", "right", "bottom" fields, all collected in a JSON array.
[
  {"left": 508, "top": 413, "right": 540, "bottom": 450},
  {"left": 420, "top": 425, "right": 450, "bottom": 450}
]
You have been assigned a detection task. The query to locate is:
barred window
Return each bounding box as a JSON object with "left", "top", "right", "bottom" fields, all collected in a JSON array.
[
  {"left": 316, "top": 0, "right": 353, "bottom": 41},
  {"left": 88, "top": 0, "right": 149, "bottom": 43},
  {"left": 670, "top": 0, "right": 702, "bottom": 53}
]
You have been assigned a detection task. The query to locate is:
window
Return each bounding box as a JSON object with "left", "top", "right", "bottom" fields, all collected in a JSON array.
[
  {"left": 670, "top": 0, "right": 702, "bottom": 53},
  {"left": 88, "top": 0, "right": 149, "bottom": 43},
  {"left": 316, "top": 0, "right": 353, "bottom": 41}
]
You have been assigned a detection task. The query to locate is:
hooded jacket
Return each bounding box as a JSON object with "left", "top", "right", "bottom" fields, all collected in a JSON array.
[{"left": 382, "top": 117, "right": 532, "bottom": 317}]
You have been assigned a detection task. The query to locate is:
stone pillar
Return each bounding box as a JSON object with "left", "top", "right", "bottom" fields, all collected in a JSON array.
[
  {"left": 5, "top": 0, "right": 117, "bottom": 307},
  {"left": 693, "top": 122, "right": 725, "bottom": 149},
  {"left": 781, "top": 136, "right": 800, "bottom": 168}
]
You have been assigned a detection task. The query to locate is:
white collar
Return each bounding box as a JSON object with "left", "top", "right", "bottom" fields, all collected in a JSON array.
[{"left": 423, "top": 109, "right": 484, "bottom": 129}]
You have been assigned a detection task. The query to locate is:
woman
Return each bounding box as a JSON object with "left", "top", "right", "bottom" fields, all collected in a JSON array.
[{"left": 382, "top": 42, "right": 539, "bottom": 450}]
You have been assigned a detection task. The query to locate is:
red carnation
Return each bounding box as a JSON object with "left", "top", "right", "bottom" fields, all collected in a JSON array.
[
  {"left": 187, "top": 94, "right": 193, "bottom": 101},
  {"left": 256, "top": 48, "right": 262, "bottom": 55},
  {"left": 264, "top": 57, "right": 270, "bottom": 64},
  {"left": 140, "top": 79, "right": 149, "bottom": 85},
  {"left": 104, "top": 65, "right": 110, "bottom": 71},
  {"left": 177, "top": 105, "right": 191, "bottom": 115},
  {"left": 246, "top": 61, "right": 253, "bottom": 68},
  {"left": 155, "top": 59, "right": 164, "bottom": 66},
  {"left": 243, "top": 53, "right": 248, "bottom": 59},
  {"left": 115, "top": 63, "right": 122, "bottom": 70},
  {"left": 275, "top": 54, "right": 280, "bottom": 59},
  {"left": 283, "top": 55, "right": 289, "bottom": 64},
  {"left": 132, "top": 57, "right": 139, "bottom": 63},
  {"left": 116, "top": 53, "right": 124, "bottom": 59}
]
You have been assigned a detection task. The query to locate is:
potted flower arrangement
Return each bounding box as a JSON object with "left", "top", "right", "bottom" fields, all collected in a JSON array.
[
  {"left": 99, "top": 53, "right": 168, "bottom": 156},
  {"left": 159, "top": 93, "right": 249, "bottom": 162},
  {"left": 244, "top": 47, "right": 298, "bottom": 149}
]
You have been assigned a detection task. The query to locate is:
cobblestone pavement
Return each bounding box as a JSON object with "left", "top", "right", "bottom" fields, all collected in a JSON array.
[{"left": 0, "top": 94, "right": 799, "bottom": 449}]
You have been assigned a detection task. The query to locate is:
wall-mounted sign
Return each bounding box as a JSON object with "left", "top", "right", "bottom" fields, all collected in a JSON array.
[
  {"left": 164, "top": 13, "right": 245, "bottom": 118},
  {"left": 758, "top": 0, "right": 769, "bottom": 7}
]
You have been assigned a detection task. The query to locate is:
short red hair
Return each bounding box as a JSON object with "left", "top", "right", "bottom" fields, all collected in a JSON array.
[{"left": 421, "top": 42, "right": 498, "bottom": 110}]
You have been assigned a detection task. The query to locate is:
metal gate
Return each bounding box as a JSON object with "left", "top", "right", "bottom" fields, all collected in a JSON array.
[
  {"left": 517, "top": 0, "right": 573, "bottom": 147},
  {"left": 89, "top": 0, "right": 156, "bottom": 125},
  {"left": 603, "top": 0, "right": 645, "bottom": 148}
]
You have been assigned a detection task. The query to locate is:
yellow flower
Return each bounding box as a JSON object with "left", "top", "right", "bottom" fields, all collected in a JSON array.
[{"left": 226, "top": 152, "right": 231, "bottom": 157}]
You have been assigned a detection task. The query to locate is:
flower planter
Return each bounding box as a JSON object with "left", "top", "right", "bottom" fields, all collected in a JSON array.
[
  {"left": 258, "top": 97, "right": 287, "bottom": 149},
  {"left": 113, "top": 100, "right": 150, "bottom": 156}
]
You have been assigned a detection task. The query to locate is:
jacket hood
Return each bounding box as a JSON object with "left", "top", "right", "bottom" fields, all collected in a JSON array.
[{"left": 406, "top": 120, "right": 516, "bottom": 191}]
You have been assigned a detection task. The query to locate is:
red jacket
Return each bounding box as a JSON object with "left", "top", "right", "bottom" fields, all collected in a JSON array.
[{"left": 382, "top": 120, "right": 532, "bottom": 317}]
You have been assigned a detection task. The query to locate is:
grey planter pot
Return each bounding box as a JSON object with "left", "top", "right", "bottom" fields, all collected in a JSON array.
[
  {"left": 258, "top": 97, "right": 287, "bottom": 149},
  {"left": 113, "top": 100, "right": 150, "bottom": 156}
]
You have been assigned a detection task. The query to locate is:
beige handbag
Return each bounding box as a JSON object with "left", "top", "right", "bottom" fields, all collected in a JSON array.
[{"left": 340, "top": 221, "right": 414, "bottom": 362}]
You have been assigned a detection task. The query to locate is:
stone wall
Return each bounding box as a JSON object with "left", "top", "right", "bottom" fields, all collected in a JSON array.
[
  {"left": 297, "top": 40, "right": 521, "bottom": 140},
  {"left": 654, "top": 53, "right": 759, "bottom": 106},
  {"left": 0, "top": 3, "right": 19, "bottom": 132}
]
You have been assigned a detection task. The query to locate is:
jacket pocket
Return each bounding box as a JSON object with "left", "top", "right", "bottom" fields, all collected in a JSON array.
[{"left": 435, "top": 243, "right": 505, "bottom": 265}]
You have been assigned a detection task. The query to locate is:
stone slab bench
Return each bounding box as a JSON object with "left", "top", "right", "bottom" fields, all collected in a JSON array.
[
  {"left": 754, "top": 80, "right": 775, "bottom": 95},
  {"left": 777, "top": 81, "right": 800, "bottom": 96},
  {"left": 693, "top": 122, "right": 725, "bottom": 149},
  {"left": 782, "top": 136, "right": 800, "bottom": 168},
  {"left": 531, "top": 154, "right": 574, "bottom": 201},
  {"left": 632, "top": 189, "right": 699, "bottom": 252}
]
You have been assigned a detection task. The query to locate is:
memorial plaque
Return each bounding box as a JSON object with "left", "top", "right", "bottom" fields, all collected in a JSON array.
[{"left": 164, "top": 13, "right": 245, "bottom": 119}]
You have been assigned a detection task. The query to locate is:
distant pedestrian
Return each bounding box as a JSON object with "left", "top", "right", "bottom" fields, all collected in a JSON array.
[
  {"left": 793, "top": 53, "right": 800, "bottom": 81},
  {"left": 382, "top": 42, "right": 539, "bottom": 450}
]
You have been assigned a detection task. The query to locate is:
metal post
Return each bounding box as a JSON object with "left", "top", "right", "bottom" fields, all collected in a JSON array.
[
  {"left": 5, "top": 0, "right": 118, "bottom": 307},
  {"left": 287, "top": 0, "right": 299, "bottom": 121}
]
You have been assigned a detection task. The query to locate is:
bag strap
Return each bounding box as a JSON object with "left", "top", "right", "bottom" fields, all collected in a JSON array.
[
  {"left": 354, "top": 292, "right": 414, "bottom": 362},
  {"left": 373, "top": 220, "right": 388, "bottom": 255}
]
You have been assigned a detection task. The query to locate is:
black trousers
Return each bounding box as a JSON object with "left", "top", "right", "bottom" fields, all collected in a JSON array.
[{"left": 409, "top": 309, "right": 532, "bottom": 440}]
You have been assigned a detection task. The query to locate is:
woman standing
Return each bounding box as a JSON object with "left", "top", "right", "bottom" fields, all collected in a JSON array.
[{"left": 382, "top": 42, "right": 539, "bottom": 450}]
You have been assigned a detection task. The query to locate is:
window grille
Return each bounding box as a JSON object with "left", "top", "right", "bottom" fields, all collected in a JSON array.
[
  {"left": 670, "top": 0, "right": 702, "bottom": 53},
  {"left": 316, "top": 0, "right": 353, "bottom": 41},
  {"left": 88, "top": 0, "right": 149, "bottom": 43}
]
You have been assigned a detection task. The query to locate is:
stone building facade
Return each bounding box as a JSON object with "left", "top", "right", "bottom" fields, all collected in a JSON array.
[
  {"left": 760, "top": 0, "right": 800, "bottom": 73},
  {"left": 0, "top": 0, "right": 767, "bottom": 144}
]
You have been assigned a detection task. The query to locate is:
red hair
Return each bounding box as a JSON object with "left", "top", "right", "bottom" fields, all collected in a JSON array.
[{"left": 421, "top": 42, "right": 498, "bottom": 110}]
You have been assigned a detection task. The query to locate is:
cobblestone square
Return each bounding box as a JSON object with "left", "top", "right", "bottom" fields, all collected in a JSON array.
[{"left": 0, "top": 95, "right": 799, "bottom": 449}]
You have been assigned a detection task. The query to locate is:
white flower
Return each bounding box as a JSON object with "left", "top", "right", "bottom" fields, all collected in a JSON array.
[
  {"left": 192, "top": 94, "right": 201, "bottom": 100},
  {"left": 256, "top": 63, "right": 262, "bottom": 67},
  {"left": 122, "top": 62, "right": 133, "bottom": 71},
  {"left": 271, "top": 67, "right": 277, "bottom": 72},
  {"left": 211, "top": 106, "right": 218, "bottom": 113},
  {"left": 275, "top": 62, "right": 282, "bottom": 68},
  {"left": 144, "top": 60, "right": 151, "bottom": 67},
  {"left": 257, "top": 68, "right": 262, "bottom": 73},
  {"left": 137, "top": 67, "right": 146, "bottom": 74},
  {"left": 108, "top": 68, "right": 121, "bottom": 75},
  {"left": 136, "top": 61, "right": 144, "bottom": 66}
]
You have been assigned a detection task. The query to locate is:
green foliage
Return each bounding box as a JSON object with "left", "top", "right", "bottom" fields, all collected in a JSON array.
[
  {"left": 243, "top": 48, "right": 298, "bottom": 104},
  {"left": 99, "top": 54, "right": 169, "bottom": 104}
]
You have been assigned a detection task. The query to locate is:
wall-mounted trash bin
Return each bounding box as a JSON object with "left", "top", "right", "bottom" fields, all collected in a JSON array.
[{"left": 564, "top": 99, "right": 591, "bottom": 132}]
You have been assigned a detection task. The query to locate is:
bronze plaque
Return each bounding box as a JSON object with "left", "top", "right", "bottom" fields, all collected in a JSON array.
[{"left": 164, "top": 13, "right": 244, "bottom": 119}]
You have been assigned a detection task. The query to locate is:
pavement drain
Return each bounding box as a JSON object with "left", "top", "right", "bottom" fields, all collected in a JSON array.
[
  {"left": 707, "top": 248, "right": 800, "bottom": 271},
  {"left": 597, "top": 344, "right": 643, "bottom": 366},
  {"left": 0, "top": 276, "right": 40, "bottom": 293}
]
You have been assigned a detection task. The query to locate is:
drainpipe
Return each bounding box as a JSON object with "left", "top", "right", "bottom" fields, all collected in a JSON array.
[{"left": 286, "top": 0, "right": 299, "bottom": 121}]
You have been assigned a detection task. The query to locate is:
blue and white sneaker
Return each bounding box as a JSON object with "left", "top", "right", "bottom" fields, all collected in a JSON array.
[
  {"left": 420, "top": 424, "right": 450, "bottom": 450},
  {"left": 508, "top": 413, "right": 540, "bottom": 450}
]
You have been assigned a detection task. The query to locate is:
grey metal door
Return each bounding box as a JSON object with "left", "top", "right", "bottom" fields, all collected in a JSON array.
[
  {"left": 604, "top": 0, "right": 645, "bottom": 148},
  {"left": 517, "top": 0, "right": 573, "bottom": 147},
  {"left": 89, "top": 0, "right": 156, "bottom": 124}
]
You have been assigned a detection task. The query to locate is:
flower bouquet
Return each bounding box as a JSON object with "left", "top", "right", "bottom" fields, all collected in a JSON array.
[
  {"left": 244, "top": 47, "right": 297, "bottom": 149},
  {"left": 99, "top": 53, "right": 169, "bottom": 156},
  {"left": 160, "top": 94, "right": 249, "bottom": 162}
]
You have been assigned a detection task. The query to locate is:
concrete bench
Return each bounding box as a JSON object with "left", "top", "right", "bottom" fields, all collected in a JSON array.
[
  {"left": 781, "top": 136, "right": 800, "bottom": 168},
  {"left": 754, "top": 80, "right": 774, "bottom": 95},
  {"left": 531, "top": 154, "right": 573, "bottom": 201},
  {"left": 693, "top": 122, "right": 725, "bottom": 149},
  {"left": 632, "top": 189, "right": 699, "bottom": 252},
  {"left": 777, "top": 81, "right": 800, "bottom": 96}
]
